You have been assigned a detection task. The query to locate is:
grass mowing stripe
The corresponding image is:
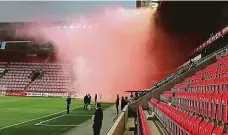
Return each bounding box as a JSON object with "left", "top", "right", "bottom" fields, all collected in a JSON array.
[{"left": 0, "top": 106, "right": 83, "bottom": 130}]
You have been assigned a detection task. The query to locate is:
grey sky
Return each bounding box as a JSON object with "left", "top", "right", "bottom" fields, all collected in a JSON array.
[{"left": 0, "top": 1, "right": 136, "bottom": 22}]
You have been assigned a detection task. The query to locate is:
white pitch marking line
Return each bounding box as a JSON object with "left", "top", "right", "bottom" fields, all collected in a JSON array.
[
  {"left": 67, "top": 114, "right": 93, "bottom": 116},
  {"left": 35, "top": 114, "right": 93, "bottom": 125},
  {"left": 0, "top": 106, "right": 83, "bottom": 130},
  {"left": 35, "top": 114, "right": 66, "bottom": 125},
  {"left": 35, "top": 114, "right": 93, "bottom": 126},
  {"left": 36, "top": 124, "right": 93, "bottom": 127},
  {"left": 37, "top": 123, "right": 112, "bottom": 127}
]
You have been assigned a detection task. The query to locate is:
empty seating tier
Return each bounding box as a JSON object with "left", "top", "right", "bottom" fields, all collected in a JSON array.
[
  {"left": 147, "top": 54, "right": 228, "bottom": 134},
  {"left": 150, "top": 99, "right": 225, "bottom": 135},
  {"left": 27, "top": 63, "right": 73, "bottom": 93}
]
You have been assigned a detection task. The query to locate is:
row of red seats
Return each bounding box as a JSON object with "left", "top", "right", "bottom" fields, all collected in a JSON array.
[
  {"left": 32, "top": 82, "right": 69, "bottom": 86},
  {"left": 137, "top": 105, "right": 150, "bottom": 135},
  {"left": 8, "top": 70, "right": 32, "bottom": 73},
  {"left": 172, "top": 77, "right": 228, "bottom": 92},
  {"left": 161, "top": 91, "right": 173, "bottom": 102},
  {"left": 3, "top": 76, "right": 29, "bottom": 79},
  {"left": 11, "top": 62, "right": 43, "bottom": 65},
  {"left": 30, "top": 85, "right": 68, "bottom": 89},
  {"left": 0, "top": 78, "right": 30, "bottom": 82},
  {"left": 6, "top": 68, "right": 39, "bottom": 71},
  {"left": 162, "top": 91, "right": 173, "bottom": 97},
  {"left": 4, "top": 73, "right": 30, "bottom": 76},
  {"left": 26, "top": 89, "right": 67, "bottom": 93},
  {"left": 195, "top": 57, "right": 228, "bottom": 75},
  {"left": 173, "top": 83, "right": 188, "bottom": 89},
  {"left": 184, "top": 68, "right": 228, "bottom": 85},
  {"left": 0, "top": 62, "right": 8, "bottom": 64},
  {"left": 8, "top": 65, "right": 42, "bottom": 68},
  {"left": 43, "top": 66, "right": 72, "bottom": 69},
  {"left": 172, "top": 91, "right": 228, "bottom": 123},
  {"left": 151, "top": 99, "right": 227, "bottom": 135},
  {"left": 35, "top": 79, "right": 70, "bottom": 83},
  {"left": 0, "top": 81, "right": 29, "bottom": 85},
  {"left": 184, "top": 75, "right": 203, "bottom": 82},
  {"left": 149, "top": 98, "right": 159, "bottom": 112},
  {"left": 44, "top": 72, "right": 71, "bottom": 75}
]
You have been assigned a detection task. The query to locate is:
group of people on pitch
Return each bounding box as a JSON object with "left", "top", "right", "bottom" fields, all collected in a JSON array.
[
  {"left": 66, "top": 94, "right": 102, "bottom": 135},
  {"left": 84, "top": 94, "right": 98, "bottom": 110}
]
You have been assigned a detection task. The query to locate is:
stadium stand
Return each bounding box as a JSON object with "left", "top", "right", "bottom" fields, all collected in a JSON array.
[
  {"left": 144, "top": 45, "right": 228, "bottom": 134},
  {"left": 145, "top": 53, "right": 228, "bottom": 135},
  {"left": 105, "top": 25, "right": 228, "bottom": 135},
  {"left": 0, "top": 52, "right": 73, "bottom": 96},
  {"left": 27, "top": 63, "right": 72, "bottom": 93}
]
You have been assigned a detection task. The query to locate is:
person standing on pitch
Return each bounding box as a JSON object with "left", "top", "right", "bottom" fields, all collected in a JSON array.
[
  {"left": 95, "top": 94, "right": 98, "bottom": 107},
  {"left": 115, "top": 94, "right": 120, "bottom": 114},
  {"left": 92, "top": 103, "right": 103, "bottom": 135},
  {"left": 66, "top": 94, "right": 72, "bottom": 114},
  {"left": 88, "top": 94, "right": 91, "bottom": 110},
  {"left": 84, "top": 94, "right": 88, "bottom": 110}
]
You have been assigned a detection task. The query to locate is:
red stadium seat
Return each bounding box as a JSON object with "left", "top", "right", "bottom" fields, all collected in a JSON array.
[
  {"left": 212, "top": 126, "right": 224, "bottom": 135},
  {"left": 204, "top": 122, "right": 214, "bottom": 135},
  {"left": 222, "top": 91, "right": 228, "bottom": 123},
  {"left": 198, "top": 119, "right": 208, "bottom": 135}
]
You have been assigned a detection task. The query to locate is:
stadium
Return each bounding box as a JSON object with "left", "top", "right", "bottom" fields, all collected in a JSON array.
[{"left": 0, "top": 1, "right": 228, "bottom": 135}]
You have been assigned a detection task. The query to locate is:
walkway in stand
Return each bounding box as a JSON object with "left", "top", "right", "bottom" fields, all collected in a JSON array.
[{"left": 64, "top": 105, "right": 117, "bottom": 135}]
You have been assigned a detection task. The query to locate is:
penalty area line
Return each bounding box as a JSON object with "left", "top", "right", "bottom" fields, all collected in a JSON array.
[{"left": 0, "top": 106, "right": 83, "bottom": 130}]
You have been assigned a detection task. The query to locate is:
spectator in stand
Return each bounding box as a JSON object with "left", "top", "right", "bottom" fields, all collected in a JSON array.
[
  {"left": 84, "top": 94, "right": 88, "bottom": 110},
  {"left": 135, "top": 92, "right": 138, "bottom": 99},
  {"left": 92, "top": 103, "right": 103, "bottom": 135},
  {"left": 115, "top": 94, "right": 120, "bottom": 114},
  {"left": 66, "top": 94, "right": 72, "bottom": 114},
  {"left": 130, "top": 93, "right": 134, "bottom": 103},
  {"left": 95, "top": 94, "right": 98, "bottom": 107},
  {"left": 130, "top": 92, "right": 133, "bottom": 99},
  {"left": 88, "top": 94, "right": 91, "bottom": 110},
  {"left": 121, "top": 96, "right": 126, "bottom": 111}
]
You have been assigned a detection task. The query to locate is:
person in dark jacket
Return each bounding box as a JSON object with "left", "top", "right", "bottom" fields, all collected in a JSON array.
[
  {"left": 84, "top": 94, "right": 88, "bottom": 110},
  {"left": 66, "top": 95, "right": 72, "bottom": 114},
  {"left": 135, "top": 92, "right": 138, "bottom": 98},
  {"left": 115, "top": 94, "right": 120, "bottom": 114},
  {"left": 121, "top": 96, "right": 125, "bottom": 111},
  {"left": 95, "top": 94, "right": 98, "bottom": 107},
  {"left": 125, "top": 97, "right": 128, "bottom": 105},
  {"left": 92, "top": 103, "right": 103, "bottom": 135}
]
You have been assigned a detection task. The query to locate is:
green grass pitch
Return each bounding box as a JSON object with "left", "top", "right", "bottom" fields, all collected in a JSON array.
[{"left": 0, "top": 96, "right": 113, "bottom": 135}]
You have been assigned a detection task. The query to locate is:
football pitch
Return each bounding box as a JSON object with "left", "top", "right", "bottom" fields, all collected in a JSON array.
[{"left": 0, "top": 96, "right": 113, "bottom": 135}]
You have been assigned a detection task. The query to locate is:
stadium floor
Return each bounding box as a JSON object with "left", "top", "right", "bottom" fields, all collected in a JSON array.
[{"left": 0, "top": 96, "right": 113, "bottom": 135}]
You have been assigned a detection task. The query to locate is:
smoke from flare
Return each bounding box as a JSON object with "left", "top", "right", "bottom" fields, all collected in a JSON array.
[{"left": 16, "top": 7, "right": 178, "bottom": 102}]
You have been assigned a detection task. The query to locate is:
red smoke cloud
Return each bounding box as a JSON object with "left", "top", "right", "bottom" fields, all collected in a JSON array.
[{"left": 16, "top": 7, "right": 185, "bottom": 102}]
